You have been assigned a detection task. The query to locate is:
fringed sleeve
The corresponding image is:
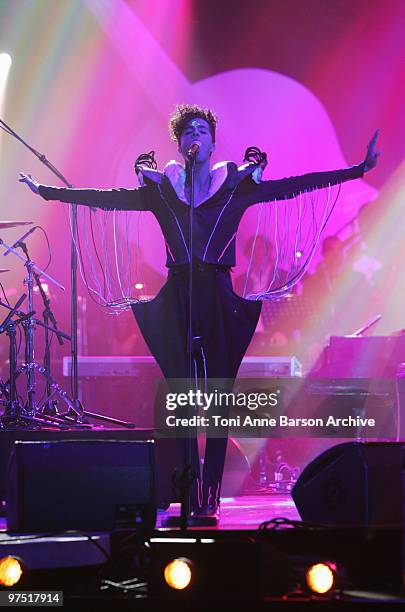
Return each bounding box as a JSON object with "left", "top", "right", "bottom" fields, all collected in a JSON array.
[
  {"left": 243, "top": 162, "right": 366, "bottom": 207},
  {"left": 38, "top": 184, "right": 156, "bottom": 211}
]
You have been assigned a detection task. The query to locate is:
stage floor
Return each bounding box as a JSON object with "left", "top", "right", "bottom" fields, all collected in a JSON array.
[
  {"left": 157, "top": 492, "right": 300, "bottom": 529},
  {"left": 1, "top": 493, "right": 299, "bottom": 533}
]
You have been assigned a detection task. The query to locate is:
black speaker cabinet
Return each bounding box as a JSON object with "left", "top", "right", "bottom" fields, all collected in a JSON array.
[
  {"left": 6, "top": 439, "right": 156, "bottom": 532},
  {"left": 292, "top": 442, "right": 405, "bottom": 526}
]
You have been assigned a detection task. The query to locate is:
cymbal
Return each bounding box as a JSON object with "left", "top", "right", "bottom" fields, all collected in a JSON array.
[
  {"left": 0, "top": 269, "right": 10, "bottom": 273},
  {"left": 0, "top": 221, "right": 33, "bottom": 229}
]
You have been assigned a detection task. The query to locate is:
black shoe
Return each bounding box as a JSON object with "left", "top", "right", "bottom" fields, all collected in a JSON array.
[
  {"left": 193, "top": 481, "right": 221, "bottom": 526},
  {"left": 197, "top": 501, "right": 220, "bottom": 520},
  {"left": 187, "top": 504, "right": 219, "bottom": 527},
  {"left": 188, "top": 501, "right": 220, "bottom": 526},
  {"left": 161, "top": 503, "right": 218, "bottom": 527},
  {"left": 162, "top": 498, "right": 220, "bottom": 527}
]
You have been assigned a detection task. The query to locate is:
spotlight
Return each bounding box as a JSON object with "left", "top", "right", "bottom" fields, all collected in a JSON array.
[
  {"left": 295, "top": 250, "right": 302, "bottom": 258},
  {"left": 305, "top": 562, "right": 335, "bottom": 595},
  {"left": 135, "top": 282, "right": 144, "bottom": 290},
  {"left": 0, "top": 556, "right": 24, "bottom": 587},
  {"left": 163, "top": 558, "right": 193, "bottom": 590},
  {"left": 0, "top": 53, "right": 12, "bottom": 71}
]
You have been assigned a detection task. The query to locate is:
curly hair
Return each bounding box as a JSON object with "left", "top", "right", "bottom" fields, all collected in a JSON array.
[{"left": 169, "top": 103, "right": 217, "bottom": 143}]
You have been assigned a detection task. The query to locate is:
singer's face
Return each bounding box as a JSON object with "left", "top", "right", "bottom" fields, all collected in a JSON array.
[{"left": 178, "top": 118, "right": 215, "bottom": 162}]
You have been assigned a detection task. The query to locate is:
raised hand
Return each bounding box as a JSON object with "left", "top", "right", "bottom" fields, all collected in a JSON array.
[
  {"left": 364, "top": 129, "right": 381, "bottom": 172},
  {"left": 19, "top": 172, "right": 40, "bottom": 194}
]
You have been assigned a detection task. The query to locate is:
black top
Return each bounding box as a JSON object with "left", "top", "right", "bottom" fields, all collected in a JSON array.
[{"left": 38, "top": 161, "right": 365, "bottom": 267}]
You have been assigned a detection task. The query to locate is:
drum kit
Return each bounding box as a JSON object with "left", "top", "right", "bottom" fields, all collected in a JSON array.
[
  {"left": 0, "top": 220, "right": 89, "bottom": 430},
  {"left": 0, "top": 118, "right": 134, "bottom": 430}
]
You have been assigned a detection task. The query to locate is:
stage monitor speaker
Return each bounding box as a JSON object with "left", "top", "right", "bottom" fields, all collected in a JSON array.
[
  {"left": 6, "top": 439, "right": 156, "bottom": 532},
  {"left": 292, "top": 442, "right": 405, "bottom": 527}
]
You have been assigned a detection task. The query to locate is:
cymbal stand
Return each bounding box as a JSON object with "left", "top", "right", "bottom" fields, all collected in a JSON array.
[
  {"left": 29, "top": 276, "right": 92, "bottom": 424},
  {"left": 18, "top": 241, "right": 85, "bottom": 420},
  {"left": 32, "top": 268, "right": 64, "bottom": 416},
  {"left": 0, "top": 294, "right": 27, "bottom": 427}
]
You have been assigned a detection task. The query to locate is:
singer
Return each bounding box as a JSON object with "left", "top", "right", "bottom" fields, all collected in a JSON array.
[{"left": 19, "top": 103, "right": 380, "bottom": 524}]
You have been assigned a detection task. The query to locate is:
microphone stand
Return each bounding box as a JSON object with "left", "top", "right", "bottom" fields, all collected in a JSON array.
[
  {"left": 162, "top": 152, "right": 197, "bottom": 529},
  {"left": 184, "top": 155, "right": 216, "bottom": 527},
  {"left": 185, "top": 154, "right": 196, "bottom": 528},
  {"left": 165, "top": 151, "right": 213, "bottom": 529},
  {"left": 187, "top": 156, "right": 196, "bottom": 393}
]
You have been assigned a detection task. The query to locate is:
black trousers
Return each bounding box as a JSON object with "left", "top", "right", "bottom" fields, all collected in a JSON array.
[{"left": 132, "top": 262, "right": 262, "bottom": 504}]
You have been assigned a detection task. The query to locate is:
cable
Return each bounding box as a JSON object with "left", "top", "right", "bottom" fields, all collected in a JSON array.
[
  {"left": 0, "top": 281, "right": 11, "bottom": 306},
  {"left": 35, "top": 225, "right": 52, "bottom": 272}
]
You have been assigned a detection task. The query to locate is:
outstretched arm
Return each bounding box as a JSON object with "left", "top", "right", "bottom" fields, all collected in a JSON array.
[
  {"left": 243, "top": 130, "right": 381, "bottom": 206},
  {"left": 19, "top": 173, "right": 154, "bottom": 211}
]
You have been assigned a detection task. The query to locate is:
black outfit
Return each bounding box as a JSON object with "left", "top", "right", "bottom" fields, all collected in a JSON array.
[{"left": 39, "top": 160, "right": 365, "bottom": 509}]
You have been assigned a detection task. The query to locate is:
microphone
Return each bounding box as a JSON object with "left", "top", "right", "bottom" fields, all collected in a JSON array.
[
  {"left": 3, "top": 226, "right": 37, "bottom": 256},
  {"left": 187, "top": 141, "right": 201, "bottom": 160}
]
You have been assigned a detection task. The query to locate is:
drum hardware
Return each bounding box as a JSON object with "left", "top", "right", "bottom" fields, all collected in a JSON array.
[
  {"left": 248, "top": 446, "right": 300, "bottom": 495},
  {"left": 0, "top": 229, "right": 134, "bottom": 429},
  {"left": 271, "top": 462, "right": 301, "bottom": 493},
  {"left": 0, "top": 117, "right": 134, "bottom": 429},
  {"left": 0, "top": 234, "right": 88, "bottom": 429},
  {"left": 0, "top": 293, "right": 28, "bottom": 426}
]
